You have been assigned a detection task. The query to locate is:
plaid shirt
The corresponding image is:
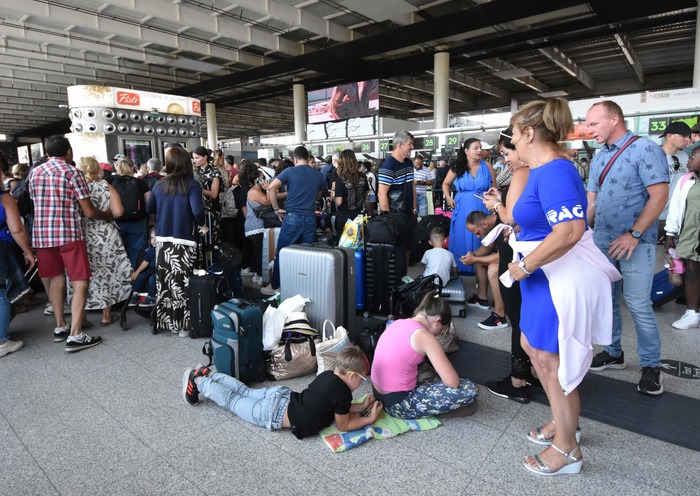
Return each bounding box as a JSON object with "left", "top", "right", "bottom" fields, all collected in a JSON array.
[{"left": 28, "top": 157, "right": 91, "bottom": 248}]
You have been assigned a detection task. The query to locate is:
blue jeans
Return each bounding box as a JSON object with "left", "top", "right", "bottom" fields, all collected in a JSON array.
[
  {"left": 198, "top": 373, "right": 291, "bottom": 430},
  {"left": 117, "top": 218, "right": 148, "bottom": 270},
  {"left": 0, "top": 282, "right": 9, "bottom": 342},
  {"left": 133, "top": 271, "right": 156, "bottom": 297},
  {"left": 416, "top": 193, "right": 428, "bottom": 217},
  {"left": 271, "top": 213, "right": 317, "bottom": 289},
  {"left": 595, "top": 240, "right": 662, "bottom": 367}
]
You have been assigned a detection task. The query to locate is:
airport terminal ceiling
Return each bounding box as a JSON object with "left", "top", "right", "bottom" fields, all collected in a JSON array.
[{"left": 0, "top": 0, "right": 698, "bottom": 140}]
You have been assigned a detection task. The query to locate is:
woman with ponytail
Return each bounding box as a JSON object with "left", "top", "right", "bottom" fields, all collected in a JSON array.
[
  {"left": 442, "top": 138, "right": 496, "bottom": 276},
  {"left": 371, "top": 291, "right": 478, "bottom": 419},
  {"left": 507, "top": 99, "right": 620, "bottom": 476}
]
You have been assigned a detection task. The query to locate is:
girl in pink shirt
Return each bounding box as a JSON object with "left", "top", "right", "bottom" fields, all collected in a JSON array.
[{"left": 371, "top": 291, "right": 478, "bottom": 419}]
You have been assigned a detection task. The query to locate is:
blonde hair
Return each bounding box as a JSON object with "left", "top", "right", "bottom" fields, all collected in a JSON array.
[
  {"left": 334, "top": 346, "right": 369, "bottom": 375},
  {"left": 116, "top": 157, "right": 134, "bottom": 176},
  {"left": 12, "top": 162, "right": 29, "bottom": 179},
  {"left": 77, "top": 156, "right": 102, "bottom": 182},
  {"left": 511, "top": 98, "right": 573, "bottom": 143}
]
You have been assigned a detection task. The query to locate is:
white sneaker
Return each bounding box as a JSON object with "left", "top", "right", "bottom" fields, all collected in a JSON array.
[
  {"left": 672, "top": 309, "right": 700, "bottom": 329},
  {"left": 240, "top": 267, "right": 253, "bottom": 276},
  {"left": 179, "top": 329, "right": 190, "bottom": 338},
  {"left": 260, "top": 284, "right": 278, "bottom": 296},
  {"left": 44, "top": 303, "right": 53, "bottom": 315},
  {"left": 0, "top": 339, "right": 24, "bottom": 358}
]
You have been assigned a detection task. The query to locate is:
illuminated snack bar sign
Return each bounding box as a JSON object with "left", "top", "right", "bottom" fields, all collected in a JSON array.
[{"left": 67, "top": 85, "right": 201, "bottom": 116}]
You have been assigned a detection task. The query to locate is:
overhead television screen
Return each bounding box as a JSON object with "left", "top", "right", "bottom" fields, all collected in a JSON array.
[{"left": 308, "top": 79, "right": 379, "bottom": 124}]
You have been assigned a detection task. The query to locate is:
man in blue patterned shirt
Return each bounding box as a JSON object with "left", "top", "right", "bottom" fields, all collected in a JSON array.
[{"left": 585, "top": 100, "right": 669, "bottom": 395}]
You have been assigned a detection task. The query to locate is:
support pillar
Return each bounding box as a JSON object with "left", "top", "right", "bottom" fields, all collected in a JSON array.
[
  {"left": 433, "top": 52, "right": 450, "bottom": 129},
  {"left": 205, "top": 103, "right": 217, "bottom": 150},
  {"left": 694, "top": 7, "right": 700, "bottom": 86},
  {"left": 293, "top": 83, "right": 307, "bottom": 143}
]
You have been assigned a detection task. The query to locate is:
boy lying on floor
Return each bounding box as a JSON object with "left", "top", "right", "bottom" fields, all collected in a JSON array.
[{"left": 183, "top": 346, "right": 383, "bottom": 438}]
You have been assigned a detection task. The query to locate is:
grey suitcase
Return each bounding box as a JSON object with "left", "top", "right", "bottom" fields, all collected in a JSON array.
[
  {"left": 442, "top": 277, "right": 467, "bottom": 318},
  {"left": 279, "top": 244, "right": 355, "bottom": 339},
  {"left": 262, "top": 227, "right": 281, "bottom": 284}
]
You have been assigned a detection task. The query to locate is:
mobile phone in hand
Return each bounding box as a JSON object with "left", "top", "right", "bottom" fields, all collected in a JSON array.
[{"left": 474, "top": 193, "right": 486, "bottom": 200}]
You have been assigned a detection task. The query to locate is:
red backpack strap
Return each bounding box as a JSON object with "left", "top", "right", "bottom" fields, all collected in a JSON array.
[{"left": 598, "top": 135, "right": 641, "bottom": 188}]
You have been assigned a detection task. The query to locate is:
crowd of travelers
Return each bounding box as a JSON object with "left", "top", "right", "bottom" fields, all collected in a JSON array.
[{"left": 1, "top": 96, "right": 696, "bottom": 477}]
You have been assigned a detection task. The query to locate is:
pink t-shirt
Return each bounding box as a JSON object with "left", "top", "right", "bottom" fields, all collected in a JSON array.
[{"left": 372, "top": 319, "right": 425, "bottom": 392}]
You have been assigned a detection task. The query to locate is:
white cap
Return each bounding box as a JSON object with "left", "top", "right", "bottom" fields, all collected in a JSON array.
[{"left": 481, "top": 141, "right": 494, "bottom": 150}]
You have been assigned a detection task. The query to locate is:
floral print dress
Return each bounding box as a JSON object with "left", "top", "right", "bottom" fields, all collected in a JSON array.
[{"left": 68, "top": 181, "right": 132, "bottom": 309}]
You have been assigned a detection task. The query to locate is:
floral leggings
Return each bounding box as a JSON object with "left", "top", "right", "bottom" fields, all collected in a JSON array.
[{"left": 382, "top": 379, "right": 479, "bottom": 420}]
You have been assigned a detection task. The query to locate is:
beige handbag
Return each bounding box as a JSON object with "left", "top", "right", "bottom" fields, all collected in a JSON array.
[{"left": 315, "top": 319, "right": 351, "bottom": 375}]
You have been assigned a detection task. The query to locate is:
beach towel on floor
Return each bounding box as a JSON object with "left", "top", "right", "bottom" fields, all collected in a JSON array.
[{"left": 319, "top": 395, "right": 441, "bottom": 452}]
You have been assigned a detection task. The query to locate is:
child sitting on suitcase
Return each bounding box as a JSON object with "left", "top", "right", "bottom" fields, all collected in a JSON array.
[
  {"left": 421, "top": 227, "right": 457, "bottom": 286},
  {"left": 182, "top": 346, "right": 383, "bottom": 439},
  {"left": 128, "top": 228, "right": 157, "bottom": 308}
]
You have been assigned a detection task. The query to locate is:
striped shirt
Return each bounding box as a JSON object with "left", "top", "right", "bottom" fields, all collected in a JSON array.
[
  {"left": 28, "top": 157, "right": 90, "bottom": 248},
  {"left": 378, "top": 155, "right": 414, "bottom": 214},
  {"left": 413, "top": 166, "right": 432, "bottom": 195}
]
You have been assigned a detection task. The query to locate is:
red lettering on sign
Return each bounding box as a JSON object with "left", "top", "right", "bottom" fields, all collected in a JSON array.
[
  {"left": 192, "top": 101, "right": 201, "bottom": 114},
  {"left": 117, "top": 91, "right": 140, "bottom": 106}
]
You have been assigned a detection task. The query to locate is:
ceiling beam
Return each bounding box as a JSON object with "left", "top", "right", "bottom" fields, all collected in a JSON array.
[
  {"left": 614, "top": 33, "right": 645, "bottom": 85},
  {"left": 537, "top": 47, "right": 595, "bottom": 90}
]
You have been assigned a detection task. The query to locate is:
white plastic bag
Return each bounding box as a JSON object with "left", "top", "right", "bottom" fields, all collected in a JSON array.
[
  {"left": 262, "top": 294, "right": 310, "bottom": 351},
  {"left": 316, "top": 319, "right": 351, "bottom": 375}
]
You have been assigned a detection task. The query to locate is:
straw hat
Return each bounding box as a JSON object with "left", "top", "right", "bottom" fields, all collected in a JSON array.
[{"left": 283, "top": 312, "right": 318, "bottom": 335}]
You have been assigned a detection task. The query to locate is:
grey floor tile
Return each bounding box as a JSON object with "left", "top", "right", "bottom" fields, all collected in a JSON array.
[
  {"left": 463, "top": 477, "right": 511, "bottom": 496},
  {"left": 74, "top": 458, "right": 205, "bottom": 496},
  {"left": 0, "top": 414, "right": 59, "bottom": 495},
  {"left": 166, "top": 421, "right": 353, "bottom": 496},
  {"left": 394, "top": 416, "right": 504, "bottom": 475}
]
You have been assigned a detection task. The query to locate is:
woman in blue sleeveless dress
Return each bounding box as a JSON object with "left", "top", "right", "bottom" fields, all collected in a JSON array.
[{"left": 442, "top": 138, "right": 495, "bottom": 275}]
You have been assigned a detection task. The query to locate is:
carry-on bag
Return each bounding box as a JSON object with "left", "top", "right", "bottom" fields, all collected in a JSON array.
[
  {"left": 189, "top": 273, "right": 228, "bottom": 338},
  {"left": 208, "top": 299, "right": 266, "bottom": 383},
  {"left": 355, "top": 249, "right": 366, "bottom": 310},
  {"left": 316, "top": 319, "right": 351, "bottom": 375},
  {"left": 262, "top": 227, "right": 281, "bottom": 284},
  {"left": 409, "top": 214, "right": 451, "bottom": 265},
  {"left": 279, "top": 243, "right": 356, "bottom": 338},
  {"left": 389, "top": 274, "right": 443, "bottom": 318},
  {"left": 441, "top": 276, "right": 467, "bottom": 318},
  {"left": 365, "top": 242, "right": 406, "bottom": 315},
  {"left": 365, "top": 212, "right": 407, "bottom": 245},
  {"left": 650, "top": 268, "right": 684, "bottom": 308}
]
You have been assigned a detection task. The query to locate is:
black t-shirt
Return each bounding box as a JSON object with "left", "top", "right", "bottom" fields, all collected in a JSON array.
[{"left": 286, "top": 371, "right": 352, "bottom": 439}]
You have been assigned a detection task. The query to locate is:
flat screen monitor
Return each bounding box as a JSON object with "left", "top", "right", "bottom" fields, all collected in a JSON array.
[{"left": 308, "top": 79, "right": 379, "bottom": 124}]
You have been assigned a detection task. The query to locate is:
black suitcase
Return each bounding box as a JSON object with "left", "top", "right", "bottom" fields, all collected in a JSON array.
[
  {"left": 365, "top": 242, "right": 406, "bottom": 315},
  {"left": 189, "top": 273, "right": 228, "bottom": 338},
  {"left": 409, "top": 214, "right": 452, "bottom": 265}
]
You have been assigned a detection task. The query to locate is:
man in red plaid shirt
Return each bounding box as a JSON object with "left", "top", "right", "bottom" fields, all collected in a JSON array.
[{"left": 29, "top": 135, "right": 114, "bottom": 352}]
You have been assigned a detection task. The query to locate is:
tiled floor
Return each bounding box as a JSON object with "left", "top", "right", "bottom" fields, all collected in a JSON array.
[{"left": 2, "top": 269, "right": 698, "bottom": 495}]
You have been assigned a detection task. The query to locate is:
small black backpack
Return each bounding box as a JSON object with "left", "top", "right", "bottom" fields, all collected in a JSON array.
[{"left": 112, "top": 176, "right": 147, "bottom": 221}]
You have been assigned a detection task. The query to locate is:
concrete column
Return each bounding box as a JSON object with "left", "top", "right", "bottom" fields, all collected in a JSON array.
[
  {"left": 205, "top": 103, "right": 217, "bottom": 149},
  {"left": 433, "top": 51, "right": 450, "bottom": 129},
  {"left": 510, "top": 98, "right": 518, "bottom": 115},
  {"left": 293, "top": 83, "right": 307, "bottom": 143},
  {"left": 694, "top": 6, "right": 700, "bottom": 86}
]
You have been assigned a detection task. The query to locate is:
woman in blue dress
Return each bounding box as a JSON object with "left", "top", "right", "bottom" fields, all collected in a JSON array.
[
  {"left": 442, "top": 138, "right": 495, "bottom": 281},
  {"left": 508, "top": 99, "right": 618, "bottom": 476}
]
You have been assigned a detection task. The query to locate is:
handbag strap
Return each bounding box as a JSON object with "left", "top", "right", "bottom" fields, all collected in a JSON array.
[
  {"left": 598, "top": 135, "right": 640, "bottom": 188},
  {"left": 322, "top": 319, "right": 335, "bottom": 342}
]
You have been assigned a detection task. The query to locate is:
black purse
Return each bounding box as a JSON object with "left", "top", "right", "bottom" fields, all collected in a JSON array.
[
  {"left": 389, "top": 274, "right": 444, "bottom": 318},
  {"left": 253, "top": 205, "right": 283, "bottom": 228}
]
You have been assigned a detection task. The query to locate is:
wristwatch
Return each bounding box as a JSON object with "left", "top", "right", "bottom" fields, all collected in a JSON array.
[
  {"left": 518, "top": 259, "right": 532, "bottom": 276},
  {"left": 628, "top": 229, "right": 642, "bottom": 239}
]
